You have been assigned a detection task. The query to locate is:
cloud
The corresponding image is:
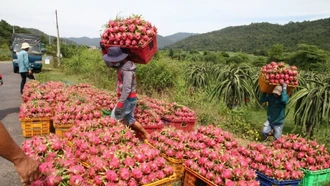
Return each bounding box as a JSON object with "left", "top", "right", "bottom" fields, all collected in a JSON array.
[{"left": 0, "top": 0, "right": 329, "bottom": 37}]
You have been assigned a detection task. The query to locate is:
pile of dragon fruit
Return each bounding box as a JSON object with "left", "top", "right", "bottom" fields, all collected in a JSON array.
[
  {"left": 100, "top": 15, "right": 157, "bottom": 48},
  {"left": 20, "top": 80, "right": 196, "bottom": 128},
  {"left": 20, "top": 81, "right": 330, "bottom": 185},
  {"left": 24, "top": 117, "right": 174, "bottom": 186}
]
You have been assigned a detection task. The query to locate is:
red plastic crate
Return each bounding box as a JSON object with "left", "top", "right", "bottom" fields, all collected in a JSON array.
[
  {"left": 102, "top": 36, "right": 157, "bottom": 64},
  {"left": 162, "top": 118, "right": 196, "bottom": 132},
  {"left": 136, "top": 124, "right": 164, "bottom": 139}
]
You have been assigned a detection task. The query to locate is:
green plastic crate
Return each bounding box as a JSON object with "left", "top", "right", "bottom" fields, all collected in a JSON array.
[{"left": 300, "top": 168, "right": 330, "bottom": 186}]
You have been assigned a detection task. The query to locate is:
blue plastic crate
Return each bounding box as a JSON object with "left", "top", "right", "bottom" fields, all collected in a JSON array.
[{"left": 256, "top": 171, "right": 301, "bottom": 186}]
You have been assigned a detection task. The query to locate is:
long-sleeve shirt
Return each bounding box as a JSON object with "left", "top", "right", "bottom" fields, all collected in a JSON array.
[
  {"left": 260, "top": 89, "right": 289, "bottom": 124},
  {"left": 116, "top": 61, "right": 137, "bottom": 108},
  {"left": 17, "top": 50, "right": 31, "bottom": 73}
]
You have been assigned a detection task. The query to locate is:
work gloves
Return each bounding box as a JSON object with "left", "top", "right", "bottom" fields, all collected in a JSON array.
[
  {"left": 282, "top": 83, "right": 287, "bottom": 90},
  {"left": 114, "top": 107, "right": 122, "bottom": 117},
  {"left": 114, "top": 102, "right": 124, "bottom": 117}
]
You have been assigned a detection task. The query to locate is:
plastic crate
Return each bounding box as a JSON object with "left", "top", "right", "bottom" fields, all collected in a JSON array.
[
  {"left": 143, "top": 173, "right": 177, "bottom": 186},
  {"left": 54, "top": 124, "right": 73, "bottom": 137},
  {"left": 135, "top": 124, "right": 164, "bottom": 139},
  {"left": 164, "top": 156, "right": 185, "bottom": 180},
  {"left": 20, "top": 118, "right": 51, "bottom": 137},
  {"left": 300, "top": 168, "right": 330, "bottom": 186},
  {"left": 102, "top": 35, "right": 157, "bottom": 64},
  {"left": 145, "top": 140, "right": 185, "bottom": 180},
  {"left": 162, "top": 118, "right": 196, "bottom": 132},
  {"left": 183, "top": 166, "right": 216, "bottom": 186},
  {"left": 256, "top": 171, "right": 301, "bottom": 186},
  {"left": 258, "top": 71, "right": 296, "bottom": 95}
]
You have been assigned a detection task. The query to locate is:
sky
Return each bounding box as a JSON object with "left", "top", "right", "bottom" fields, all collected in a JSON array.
[{"left": 0, "top": 0, "right": 330, "bottom": 38}]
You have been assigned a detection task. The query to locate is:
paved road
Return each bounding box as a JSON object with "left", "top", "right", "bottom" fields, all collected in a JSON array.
[{"left": 0, "top": 61, "right": 28, "bottom": 186}]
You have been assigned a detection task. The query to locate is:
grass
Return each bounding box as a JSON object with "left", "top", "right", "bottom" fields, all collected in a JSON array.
[
  {"left": 244, "top": 105, "right": 296, "bottom": 135},
  {"left": 34, "top": 62, "right": 89, "bottom": 84}
]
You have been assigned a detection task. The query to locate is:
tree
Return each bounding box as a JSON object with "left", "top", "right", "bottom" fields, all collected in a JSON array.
[
  {"left": 268, "top": 44, "right": 284, "bottom": 62},
  {"left": 252, "top": 56, "right": 267, "bottom": 67},
  {"left": 287, "top": 44, "right": 330, "bottom": 72},
  {"left": 168, "top": 49, "right": 174, "bottom": 59}
]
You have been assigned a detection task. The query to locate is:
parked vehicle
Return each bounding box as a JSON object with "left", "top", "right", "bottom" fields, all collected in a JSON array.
[{"left": 10, "top": 33, "right": 45, "bottom": 73}]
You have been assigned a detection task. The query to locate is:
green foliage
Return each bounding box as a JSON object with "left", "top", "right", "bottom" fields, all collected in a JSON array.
[
  {"left": 168, "top": 18, "right": 330, "bottom": 54},
  {"left": 287, "top": 75, "right": 330, "bottom": 137},
  {"left": 227, "top": 54, "right": 245, "bottom": 64},
  {"left": 312, "top": 125, "right": 330, "bottom": 152},
  {"left": 217, "top": 107, "right": 261, "bottom": 141},
  {"left": 220, "top": 51, "right": 230, "bottom": 58},
  {"left": 203, "top": 52, "right": 226, "bottom": 64},
  {"left": 252, "top": 56, "right": 267, "bottom": 67},
  {"left": 136, "top": 59, "right": 179, "bottom": 95},
  {"left": 171, "top": 49, "right": 187, "bottom": 61},
  {"left": 61, "top": 48, "right": 116, "bottom": 89},
  {"left": 287, "top": 44, "right": 330, "bottom": 72},
  {"left": 0, "top": 20, "right": 31, "bottom": 47},
  {"left": 210, "top": 64, "right": 257, "bottom": 108},
  {"left": 268, "top": 43, "right": 284, "bottom": 62},
  {"left": 185, "top": 63, "right": 214, "bottom": 89},
  {"left": 0, "top": 44, "right": 11, "bottom": 61}
]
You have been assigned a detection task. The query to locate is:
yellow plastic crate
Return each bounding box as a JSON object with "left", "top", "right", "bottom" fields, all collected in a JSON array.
[
  {"left": 53, "top": 123, "right": 73, "bottom": 137},
  {"left": 145, "top": 140, "right": 184, "bottom": 180},
  {"left": 183, "top": 166, "right": 216, "bottom": 186},
  {"left": 163, "top": 156, "right": 184, "bottom": 180},
  {"left": 258, "top": 71, "right": 296, "bottom": 95},
  {"left": 20, "top": 118, "right": 51, "bottom": 137},
  {"left": 143, "top": 173, "right": 177, "bottom": 186}
]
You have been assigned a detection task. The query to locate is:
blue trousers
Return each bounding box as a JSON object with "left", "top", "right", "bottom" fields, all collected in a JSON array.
[{"left": 262, "top": 120, "right": 283, "bottom": 140}]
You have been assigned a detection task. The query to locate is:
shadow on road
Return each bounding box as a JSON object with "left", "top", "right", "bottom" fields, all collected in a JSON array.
[{"left": 0, "top": 107, "right": 20, "bottom": 120}]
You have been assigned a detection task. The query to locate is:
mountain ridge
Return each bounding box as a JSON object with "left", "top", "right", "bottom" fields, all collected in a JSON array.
[
  {"left": 65, "top": 32, "right": 198, "bottom": 48},
  {"left": 166, "top": 18, "right": 330, "bottom": 53}
]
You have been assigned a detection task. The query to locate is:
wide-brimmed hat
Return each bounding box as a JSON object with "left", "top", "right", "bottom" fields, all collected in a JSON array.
[
  {"left": 103, "top": 46, "right": 128, "bottom": 63},
  {"left": 273, "top": 85, "right": 282, "bottom": 96},
  {"left": 21, "top": 43, "right": 30, "bottom": 49}
]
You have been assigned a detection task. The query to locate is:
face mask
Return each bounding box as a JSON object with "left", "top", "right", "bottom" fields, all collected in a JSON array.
[{"left": 113, "top": 62, "right": 121, "bottom": 67}]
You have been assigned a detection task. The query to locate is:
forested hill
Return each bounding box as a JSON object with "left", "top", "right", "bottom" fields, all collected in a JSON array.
[
  {"left": 167, "top": 18, "right": 330, "bottom": 54},
  {"left": 0, "top": 20, "right": 75, "bottom": 47}
]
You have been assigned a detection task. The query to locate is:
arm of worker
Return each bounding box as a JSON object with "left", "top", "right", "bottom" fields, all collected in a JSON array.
[
  {"left": 115, "top": 71, "right": 133, "bottom": 115},
  {"left": 260, "top": 92, "right": 269, "bottom": 103},
  {"left": 281, "top": 83, "right": 289, "bottom": 104},
  {"left": 0, "top": 121, "right": 40, "bottom": 184},
  {"left": 23, "top": 52, "right": 32, "bottom": 72}
]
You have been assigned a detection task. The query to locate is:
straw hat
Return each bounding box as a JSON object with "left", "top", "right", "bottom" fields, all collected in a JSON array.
[{"left": 21, "top": 43, "right": 30, "bottom": 49}]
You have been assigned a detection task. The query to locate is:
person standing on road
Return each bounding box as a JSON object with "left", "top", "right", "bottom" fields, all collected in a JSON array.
[
  {"left": 103, "top": 46, "right": 150, "bottom": 139},
  {"left": 260, "top": 83, "right": 289, "bottom": 140},
  {"left": 17, "top": 43, "right": 35, "bottom": 94},
  {"left": 0, "top": 73, "right": 3, "bottom": 85},
  {"left": 0, "top": 79, "right": 40, "bottom": 184}
]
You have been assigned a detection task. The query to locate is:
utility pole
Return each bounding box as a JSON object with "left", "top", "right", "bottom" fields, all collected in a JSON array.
[
  {"left": 55, "top": 10, "right": 61, "bottom": 66},
  {"left": 13, "top": 25, "right": 15, "bottom": 33},
  {"left": 49, "top": 35, "right": 51, "bottom": 45}
]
